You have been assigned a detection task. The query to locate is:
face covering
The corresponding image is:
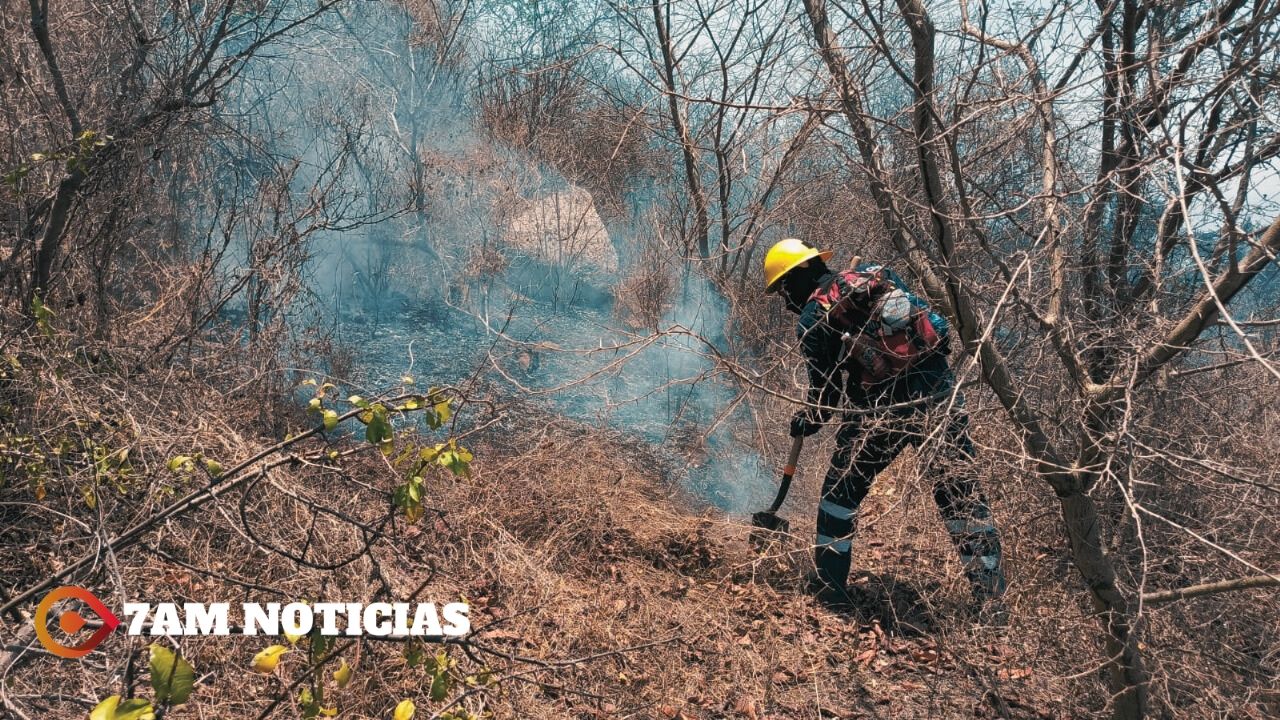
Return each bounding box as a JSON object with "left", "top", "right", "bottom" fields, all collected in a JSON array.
[{"left": 780, "top": 260, "right": 830, "bottom": 314}]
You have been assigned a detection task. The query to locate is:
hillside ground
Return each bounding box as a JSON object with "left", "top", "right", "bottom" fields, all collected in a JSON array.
[{"left": 1, "top": 335, "right": 1274, "bottom": 719}]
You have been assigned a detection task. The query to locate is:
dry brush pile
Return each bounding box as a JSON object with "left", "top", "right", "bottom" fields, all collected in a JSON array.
[
  {"left": 0, "top": 340, "right": 1081, "bottom": 719},
  {"left": 0, "top": 287, "right": 1264, "bottom": 720}
]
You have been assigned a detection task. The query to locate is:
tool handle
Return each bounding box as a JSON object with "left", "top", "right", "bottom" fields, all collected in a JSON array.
[
  {"left": 768, "top": 436, "right": 805, "bottom": 513},
  {"left": 782, "top": 435, "right": 803, "bottom": 477}
]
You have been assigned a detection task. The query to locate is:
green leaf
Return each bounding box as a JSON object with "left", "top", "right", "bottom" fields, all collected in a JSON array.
[
  {"left": 423, "top": 648, "right": 451, "bottom": 674},
  {"left": 427, "top": 648, "right": 453, "bottom": 700},
  {"left": 149, "top": 644, "right": 195, "bottom": 705},
  {"left": 393, "top": 482, "right": 408, "bottom": 505},
  {"left": 31, "top": 296, "right": 54, "bottom": 319},
  {"left": 91, "top": 695, "right": 156, "bottom": 720},
  {"left": 404, "top": 643, "right": 424, "bottom": 667},
  {"left": 365, "top": 405, "right": 393, "bottom": 445},
  {"left": 347, "top": 395, "right": 369, "bottom": 409},
  {"left": 299, "top": 687, "right": 320, "bottom": 718},
  {"left": 394, "top": 699, "right": 416, "bottom": 720},
  {"left": 308, "top": 398, "right": 322, "bottom": 412},
  {"left": 310, "top": 631, "right": 333, "bottom": 659},
  {"left": 434, "top": 398, "right": 452, "bottom": 424},
  {"left": 437, "top": 443, "right": 473, "bottom": 478},
  {"left": 465, "top": 667, "right": 493, "bottom": 687},
  {"left": 167, "top": 456, "right": 192, "bottom": 473},
  {"left": 333, "top": 658, "right": 352, "bottom": 687},
  {"left": 393, "top": 476, "right": 426, "bottom": 524},
  {"left": 204, "top": 459, "right": 223, "bottom": 478},
  {"left": 322, "top": 409, "right": 339, "bottom": 431},
  {"left": 430, "top": 669, "right": 450, "bottom": 702},
  {"left": 89, "top": 697, "right": 117, "bottom": 720},
  {"left": 31, "top": 296, "right": 55, "bottom": 338}
]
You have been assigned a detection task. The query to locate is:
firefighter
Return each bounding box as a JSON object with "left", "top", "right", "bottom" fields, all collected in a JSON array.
[{"left": 763, "top": 238, "right": 1007, "bottom": 612}]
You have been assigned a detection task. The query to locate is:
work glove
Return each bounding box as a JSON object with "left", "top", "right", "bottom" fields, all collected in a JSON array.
[{"left": 789, "top": 409, "right": 824, "bottom": 438}]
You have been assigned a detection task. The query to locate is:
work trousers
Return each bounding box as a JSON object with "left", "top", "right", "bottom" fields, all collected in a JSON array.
[{"left": 813, "top": 400, "right": 1007, "bottom": 600}]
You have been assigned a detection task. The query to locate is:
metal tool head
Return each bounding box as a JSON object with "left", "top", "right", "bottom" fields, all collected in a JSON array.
[
  {"left": 751, "top": 509, "right": 790, "bottom": 532},
  {"left": 749, "top": 510, "right": 790, "bottom": 551}
]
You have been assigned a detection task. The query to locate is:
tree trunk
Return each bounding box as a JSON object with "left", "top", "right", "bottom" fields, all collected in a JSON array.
[
  {"left": 651, "top": 0, "right": 710, "bottom": 260},
  {"left": 30, "top": 170, "right": 84, "bottom": 305},
  {"left": 1057, "top": 489, "right": 1148, "bottom": 719}
]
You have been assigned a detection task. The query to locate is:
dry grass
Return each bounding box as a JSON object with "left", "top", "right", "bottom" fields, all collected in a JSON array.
[
  {"left": 0, "top": 383, "right": 1073, "bottom": 719},
  {"left": 424, "top": 417, "right": 1070, "bottom": 720},
  {"left": 612, "top": 261, "right": 677, "bottom": 332},
  {"left": 1, "top": 327, "right": 1275, "bottom": 719}
]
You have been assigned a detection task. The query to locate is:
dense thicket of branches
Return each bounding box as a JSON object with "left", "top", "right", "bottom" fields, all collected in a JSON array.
[{"left": 500, "top": 4, "right": 1280, "bottom": 715}]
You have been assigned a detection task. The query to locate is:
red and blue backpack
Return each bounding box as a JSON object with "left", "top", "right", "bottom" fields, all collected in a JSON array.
[{"left": 808, "top": 264, "right": 949, "bottom": 387}]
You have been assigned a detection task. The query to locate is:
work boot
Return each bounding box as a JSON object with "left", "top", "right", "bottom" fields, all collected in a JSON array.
[
  {"left": 943, "top": 512, "right": 1007, "bottom": 604},
  {"left": 805, "top": 570, "right": 855, "bottom": 611},
  {"left": 811, "top": 538, "right": 853, "bottom": 603}
]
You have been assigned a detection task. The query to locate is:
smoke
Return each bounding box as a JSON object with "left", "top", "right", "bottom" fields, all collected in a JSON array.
[{"left": 212, "top": 2, "right": 778, "bottom": 514}]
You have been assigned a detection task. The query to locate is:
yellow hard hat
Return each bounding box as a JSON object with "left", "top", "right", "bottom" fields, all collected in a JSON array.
[{"left": 763, "top": 238, "right": 833, "bottom": 293}]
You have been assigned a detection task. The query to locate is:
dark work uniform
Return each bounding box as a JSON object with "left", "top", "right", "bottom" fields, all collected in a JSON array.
[{"left": 796, "top": 265, "right": 1006, "bottom": 599}]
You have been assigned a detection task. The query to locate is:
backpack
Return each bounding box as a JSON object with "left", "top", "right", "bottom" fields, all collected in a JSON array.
[{"left": 808, "top": 265, "right": 949, "bottom": 388}]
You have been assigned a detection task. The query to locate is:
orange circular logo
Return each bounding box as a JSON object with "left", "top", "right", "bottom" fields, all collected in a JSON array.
[{"left": 33, "top": 586, "right": 120, "bottom": 658}]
